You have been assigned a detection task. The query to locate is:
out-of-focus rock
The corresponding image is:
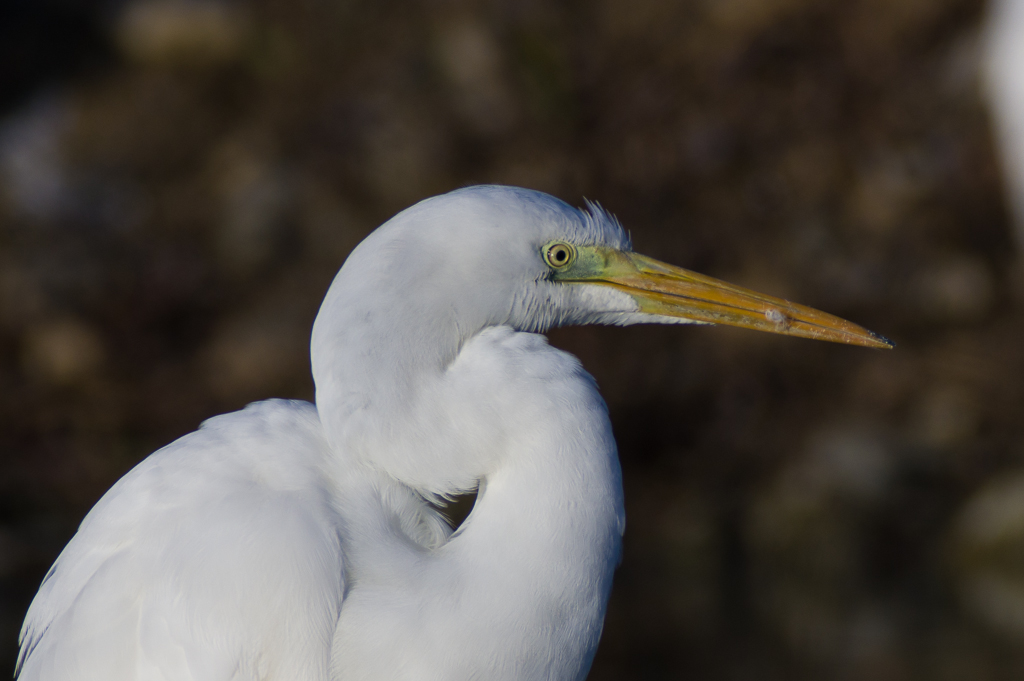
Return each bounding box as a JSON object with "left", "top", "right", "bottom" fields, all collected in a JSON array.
[
  {"left": 655, "top": 491, "right": 721, "bottom": 636},
  {"left": 844, "top": 0, "right": 963, "bottom": 69},
  {"left": 0, "top": 528, "right": 32, "bottom": 578},
  {"left": 779, "top": 140, "right": 842, "bottom": 206},
  {"left": 680, "top": 118, "right": 734, "bottom": 177},
  {"left": 747, "top": 488, "right": 854, "bottom": 660},
  {"left": 951, "top": 470, "right": 1024, "bottom": 641},
  {"left": 805, "top": 424, "right": 894, "bottom": 502},
  {"left": 760, "top": 423, "right": 895, "bottom": 506},
  {"left": 0, "top": 96, "right": 75, "bottom": 221},
  {"left": 202, "top": 302, "right": 309, "bottom": 401},
  {"left": 849, "top": 353, "right": 921, "bottom": 414},
  {"left": 941, "top": 30, "right": 982, "bottom": 99},
  {"left": 208, "top": 135, "right": 292, "bottom": 276},
  {"left": 909, "top": 257, "right": 995, "bottom": 323},
  {"left": 0, "top": 260, "right": 47, "bottom": 328},
  {"left": 851, "top": 153, "right": 925, "bottom": 235},
  {"left": 490, "top": 145, "right": 584, "bottom": 198},
  {"left": 434, "top": 17, "right": 517, "bottom": 136},
  {"left": 746, "top": 423, "right": 893, "bottom": 658},
  {"left": 364, "top": 113, "right": 448, "bottom": 205},
  {"left": 612, "top": 480, "right": 723, "bottom": 647},
  {"left": 908, "top": 383, "right": 979, "bottom": 449},
  {"left": 297, "top": 179, "right": 368, "bottom": 266},
  {"left": 704, "top": 0, "right": 809, "bottom": 36},
  {"left": 116, "top": 0, "right": 250, "bottom": 67},
  {"left": 21, "top": 319, "right": 105, "bottom": 386},
  {"left": 1009, "top": 258, "right": 1024, "bottom": 306}
]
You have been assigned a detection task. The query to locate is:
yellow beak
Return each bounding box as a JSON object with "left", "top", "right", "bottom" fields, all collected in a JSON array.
[{"left": 563, "top": 248, "right": 892, "bottom": 349}]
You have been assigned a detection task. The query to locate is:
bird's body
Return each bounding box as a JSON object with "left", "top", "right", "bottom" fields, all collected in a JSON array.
[
  {"left": 18, "top": 401, "right": 346, "bottom": 680},
  {"left": 17, "top": 186, "right": 888, "bottom": 681}
]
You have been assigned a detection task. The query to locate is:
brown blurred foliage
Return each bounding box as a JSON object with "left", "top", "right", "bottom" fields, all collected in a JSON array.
[{"left": 2, "top": 0, "right": 1024, "bottom": 678}]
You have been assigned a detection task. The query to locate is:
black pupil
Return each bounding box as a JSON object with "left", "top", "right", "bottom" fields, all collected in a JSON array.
[{"left": 552, "top": 248, "right": 567, "bottom": 264}]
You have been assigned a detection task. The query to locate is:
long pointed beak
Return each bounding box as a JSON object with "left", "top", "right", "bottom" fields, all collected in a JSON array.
[{"left": 573, "top": 249, "right": 892, "bottom": 349}]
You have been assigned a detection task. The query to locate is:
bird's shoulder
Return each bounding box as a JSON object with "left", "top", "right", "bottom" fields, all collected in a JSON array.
[{"left": 17, "top": 399, "right": 345, "bottom": 681}]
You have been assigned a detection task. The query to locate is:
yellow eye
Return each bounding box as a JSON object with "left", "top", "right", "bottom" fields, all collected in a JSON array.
[{"left": 543, "top": 242, "right": 576, "bottom": 269}]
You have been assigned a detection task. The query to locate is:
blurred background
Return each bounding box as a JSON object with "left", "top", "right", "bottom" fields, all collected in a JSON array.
[{"left": 2, "top": 0, "right": 1024, "bottom": 678}]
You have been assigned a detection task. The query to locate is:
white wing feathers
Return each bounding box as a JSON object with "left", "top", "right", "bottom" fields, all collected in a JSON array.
[{"left": 17, "top": 400, "right": 345, "bottom": 681}]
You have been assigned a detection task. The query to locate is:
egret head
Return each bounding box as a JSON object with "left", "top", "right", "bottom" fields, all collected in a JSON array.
[{"left": 315, "top": 185, "right": 890, "bottom": 350}]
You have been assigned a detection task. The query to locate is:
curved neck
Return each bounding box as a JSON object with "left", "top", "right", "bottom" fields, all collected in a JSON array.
[
  {"left": 329, "top": 331, "right": 624, "bottom": 681},
  {"left": 311, "top": 232, "right": 498, "bottom": 496}
]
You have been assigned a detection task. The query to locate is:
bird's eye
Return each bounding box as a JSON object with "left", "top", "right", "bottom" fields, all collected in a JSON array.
[{"left": 544, "top": 242, "right": 576, "bottom": 269}]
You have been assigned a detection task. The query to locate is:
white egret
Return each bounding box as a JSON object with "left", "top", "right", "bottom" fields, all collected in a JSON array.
[{"left": 16, "top": 185, "right": 890, "bottom": 681}]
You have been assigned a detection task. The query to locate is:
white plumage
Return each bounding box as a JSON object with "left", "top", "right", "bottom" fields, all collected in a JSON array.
[
  {"left": 18, "top": 185, "right": 887, "bottom": 681},
  {"left": 984, "top": 0, "right": 1024, "bottom": 246}
]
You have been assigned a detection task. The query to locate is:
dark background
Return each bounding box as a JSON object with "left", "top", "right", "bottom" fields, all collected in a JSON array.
[{"left": 2, "top": 0, "right": 1023, "bottom": 679}]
